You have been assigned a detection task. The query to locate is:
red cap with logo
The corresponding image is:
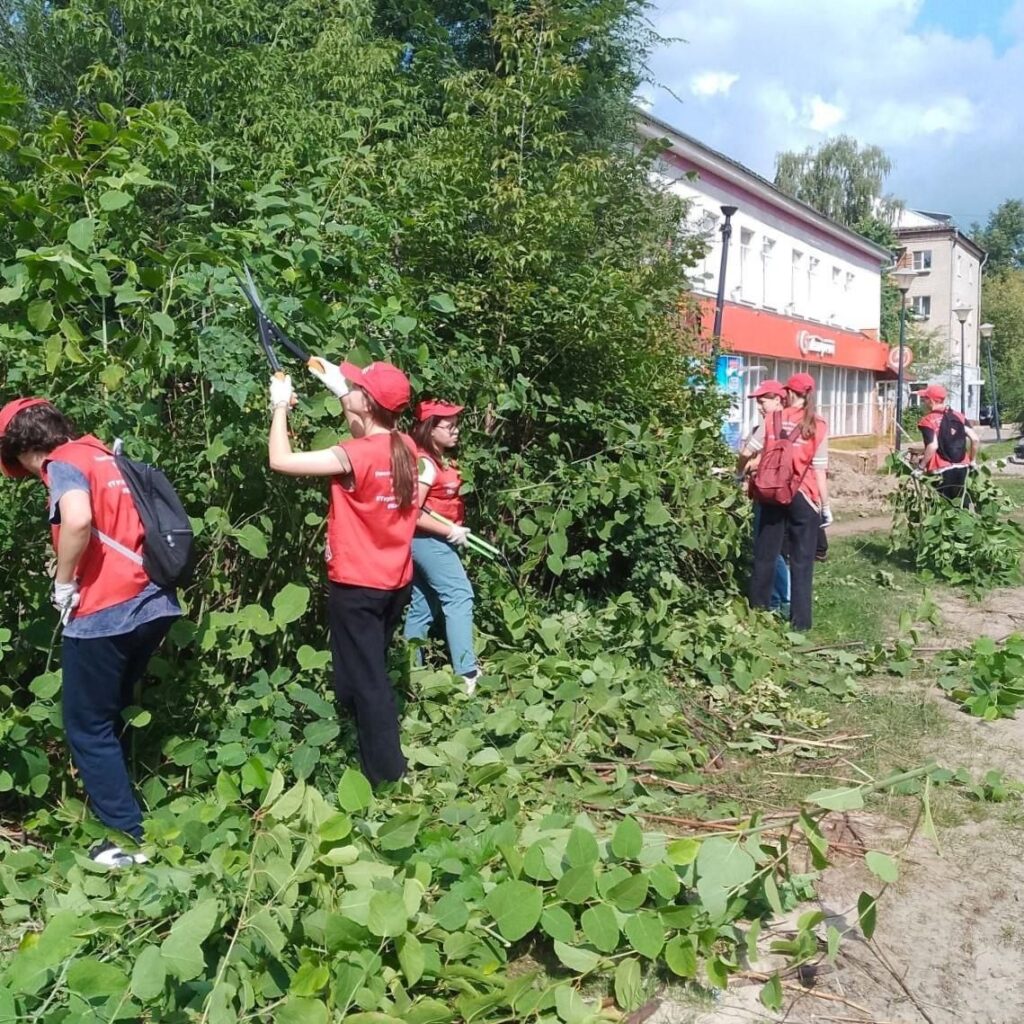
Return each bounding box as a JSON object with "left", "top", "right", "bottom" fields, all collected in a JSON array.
[
  {"left": 0, "top": 398, "right": 51, "bottom": 478},
  {"left": 748, "top": 379, "right": 786, "bottom": 399},
  {"left": 785, "top": 372, "right": 816, "bottom": 395},
  {"left": 913, "top": 383, "right": 947, "bottom": 403},
  {"left": 339, "top": 361, "right": 411, "bottom": 413},
  {"left": 415, "top": 399, "right": 464, "bottom": 421}
]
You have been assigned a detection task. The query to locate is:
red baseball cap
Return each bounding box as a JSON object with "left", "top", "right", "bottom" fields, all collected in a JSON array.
[
  {"left": 415, "top": 399, "right": 464, "bottom": 421},
  {"left": 748, "top": 379, "right": 786, "bottom": 399},
  {"left": 913, "top": 383, "right": 947, "bottom": 403},
  {"left": 339, "top": 361, "right": 411, "bottom": 413},
  {"left": 785, "top": 372, "right": 816, "bottom": 395},
  {"left": 0, "top": 397, "right": 51, "bottom": 478}
]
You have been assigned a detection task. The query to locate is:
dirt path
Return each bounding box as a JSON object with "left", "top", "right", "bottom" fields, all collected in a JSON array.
[
  {"left": 650, "top": 586, "right": 1024, "bottom": 1024},
  {"left": 830, "top": 515, "right": 892, "bottom": 537}
]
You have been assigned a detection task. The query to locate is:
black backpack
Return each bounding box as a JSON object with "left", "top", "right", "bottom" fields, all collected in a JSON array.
[
  {"left": 936, "top": 409, "right": 967, "bottom": 464},
  {"left": 113, "top": 440, "right": 196, "bottom": 589}
]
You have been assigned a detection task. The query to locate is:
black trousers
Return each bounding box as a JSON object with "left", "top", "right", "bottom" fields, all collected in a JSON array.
[
  {"left": 327, "top": 581, "right": 412, "bottom": 787},
  {"left": 749, "top": 495, "right": 820, "bottom": 630},
  {"left": 935, "top": 466, "right": 969, "bottom": 502},
  {"left": 62, "top": 616, "right": 173, "bottom": 840}
]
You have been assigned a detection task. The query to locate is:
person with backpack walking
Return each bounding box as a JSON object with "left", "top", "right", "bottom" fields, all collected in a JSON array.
[
  {"left": 914, "top": 384, "right": 979, "bottom": 501},
  {"left": 404, "top": 400, "right": 481, "bottom": 693},
  {"left": 742, "top": 373, "right": 830, "bottom": 631},
  {"left": 268, "top": 360, "right": 418, "bottom": 788},
  {"left": 0, "top": 399, "right": 182, "bottom": 868},
  {"left": 737, "top": 379, "right": 791, "bottom": 615}
]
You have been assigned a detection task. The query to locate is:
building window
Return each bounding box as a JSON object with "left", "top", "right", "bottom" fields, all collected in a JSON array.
[
  {"left": 912, "top": 250, "right": 932, "bottom": 270},
  {"left": 762, "top": 238, "right": 776, "bottom": 308},
  {"left": 956, "top": 252, "right": 963, "bottom": 278},
  {"left": 844, "top": 271, "right": 854, "bottom": 292},
  {"left": 807, "top": 256, "right": 820, "bottom": 319},
  {"left": 911, "top": 295, "right": 931, "bottom": 317},
  {"left": 790, "top": 250, "right": 804, "bottom": 310},
  {"left": 969, "top": 261, "right": 975, "bottom": 285},
  {"left": 739, "top": 228, "right": 754, "bottom": 301}
]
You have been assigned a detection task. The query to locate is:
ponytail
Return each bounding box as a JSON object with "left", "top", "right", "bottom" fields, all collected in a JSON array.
[
  {"left": 363, "top": 390, "right": 416, "bottom": 509},
  {"left": 389, "top": 429, "right": 416, "bottom": 509}
]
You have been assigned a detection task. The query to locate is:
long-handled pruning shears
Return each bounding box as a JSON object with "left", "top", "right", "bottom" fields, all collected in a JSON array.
[
  {"left": 236, "top": 263, "right": 325, "bottom": 378},
  {"left": 424, "top": 507, "right": 526, "bottom": 600}
]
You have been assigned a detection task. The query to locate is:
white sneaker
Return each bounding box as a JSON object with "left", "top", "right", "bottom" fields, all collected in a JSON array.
[
  {"left": 88, "top": 840, "right": 148, "bottom": 868},
  {"left": 462, "top": 668, "right": 481, "bottom": 695}
]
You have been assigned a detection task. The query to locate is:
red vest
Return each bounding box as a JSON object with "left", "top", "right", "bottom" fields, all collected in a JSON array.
[
  {"left": 418, "top": 449, "right": 465, "bottom": 525},
  {"left": 326, "top": 432, "right": 419, "bottom": 590},
  {"left": 761, "top": 408, "right": 828, "bottom": 506},
  {"left": 43, "top": 436, "right": 150, "bottom": 617}
]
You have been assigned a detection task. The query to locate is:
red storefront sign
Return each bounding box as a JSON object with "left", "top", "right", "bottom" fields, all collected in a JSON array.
[{"left": 699, "top": 299, "right": 890, "bottom": 372}]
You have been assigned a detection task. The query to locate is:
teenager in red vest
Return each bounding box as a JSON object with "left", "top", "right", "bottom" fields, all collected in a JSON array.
[
  {"left": 403, "top": 400, "right": 480, "bottom": 693},
  {"left": 268, "top": 361, "right": 418, "bottom": 786},
  {"left": 743, "top": 373, "right": 830, "bottom": 630},
  {"left": 0, "top": 399, "right": 181, "bottom": 868},
  {"left": 914, "top": 383, "right": 979, "bottom": 501}
]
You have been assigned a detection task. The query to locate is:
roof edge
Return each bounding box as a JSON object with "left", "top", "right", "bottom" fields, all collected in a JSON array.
[{"left": 636, "top": 110, "right": 893, "bottom": 263}]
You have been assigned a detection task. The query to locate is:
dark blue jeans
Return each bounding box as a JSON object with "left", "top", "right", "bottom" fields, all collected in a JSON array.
[{"left": 61, "top": 617, "right": 173, "bottom": 840}]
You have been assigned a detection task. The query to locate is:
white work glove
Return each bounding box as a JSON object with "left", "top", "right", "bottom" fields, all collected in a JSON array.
[
  {"left": 52, "top": 580, "right": 80, "bottom": 623},
  {"left": 447, "top": 525, "right": 470, "bottom": 548},
  {"left": 269, "top": 374, "right": 294, "bottom": 410},
  {"left": 308, "top": 358, "right": 350, "bottom": 398},
  {"left": 821, "top": 506, "right": 833, "bottom": 528}
]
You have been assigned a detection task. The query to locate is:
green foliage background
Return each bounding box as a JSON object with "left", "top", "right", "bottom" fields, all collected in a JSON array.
[{"left": 0, "top": 2, "right": 863, "bottom": 1021}]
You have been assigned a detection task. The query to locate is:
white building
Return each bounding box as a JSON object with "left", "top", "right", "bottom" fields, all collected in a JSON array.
[{"left": 638, "top": 113, "right": 894, "bottom": 442}]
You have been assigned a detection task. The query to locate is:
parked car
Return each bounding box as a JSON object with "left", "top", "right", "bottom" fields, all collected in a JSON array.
[{"left": 979, "top": 405, "right": 994, "bottom": 426}]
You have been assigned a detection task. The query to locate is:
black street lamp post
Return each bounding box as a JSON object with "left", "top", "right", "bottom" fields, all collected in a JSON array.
[
  {"left": 953, "top": 305, "right": 972, "bottom": 417},
  {"left": 980, "top": 322, "right": 1000, "bottom": 440},
  {"left": 712, "top": 205, "right": 738, "bottom": 358},
  {"left": 890, "top": 267, "right": 919, "bottom": 451}
]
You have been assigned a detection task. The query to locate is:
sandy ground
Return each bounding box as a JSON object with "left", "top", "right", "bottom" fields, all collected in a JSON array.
[{"left": 643, "top": 586, "right": 1024, "bottom": 1024}]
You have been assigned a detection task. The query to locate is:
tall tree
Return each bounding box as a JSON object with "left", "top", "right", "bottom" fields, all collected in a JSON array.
[
  {"left": 774, "top": 135, "right": 900, "bottom": 232},
  {"left": 972, "top": 198, "right": 1024, "bottom": 274},
  {"left": 981, "top": 270, "right": 1024, "bottom": 420}
]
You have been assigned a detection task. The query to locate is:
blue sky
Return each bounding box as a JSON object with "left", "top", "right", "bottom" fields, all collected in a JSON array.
[{"left": 643, "top": 0, "right": 1024, "bottom": 230}]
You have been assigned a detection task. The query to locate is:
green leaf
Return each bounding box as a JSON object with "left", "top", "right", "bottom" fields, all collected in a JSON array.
[
  {"left": 318, "top": 813, "right": 352, "bottom": 842},
  {"left": 397, "top": 932, "right": 426, "bottom": 985},
  {"left": 367, "top": 891, "right": 409, "bottom": 938},
  {"left": 67, "top": 217, "right": 96, "bottom": 251},
  {"left": 99, "top": 189, "right": 133, "bottom": 211},
  {"left": 161, "top": 898, "right": 218, "bottom": 980},
  {"left": 273, "top": 583, "right": 310, "bottom": 625},
  {"left": 623, "top": 913, "right": 665, "bottom": 959},
  {"left": 564, "top": 825, "right": 599, "bottom": 867},
  {"left": 553, "top": 940, "right": 602, "bottom": 974},
  {"left": 151, "top": 310, "right": 176, "bottom": 336},
  {"left": 608, "top": 871, "right": 648, "bottom": 912},
  {"left": 540, "top": 906, "right": 575, "bottom": 943},
  {"left": 393, "top": 315, "right": 417, "bottom": 335},
  {"left": 667, "top": 838, "right": 700, "bottom": 865},
  {"left": 378, "top": 811, "right": 421, "bottom": 851},
  {"left": 695, "top": 837, "right": 756, "bottom": 920},
  {"left": 614, "top": 957, "right": 644, "bottom": 1011},
  {"left": 277, "top": 997, "right": 329, "bottom": 1024},
  {"left": 484, "top": 880, "right": 543, "bottom": 941},
  {"left": 664, "top": 934, "right": 697, "bottom": 978},
  {"left": 337, "top": 768, "right": 372, "bottom": 812},
  {"left": 67, "top": 957, "right": 127, "bottom": 998},
  {"left": 433, "top": 892, "right": 469, "bottom": 932},
  {"left": 611, "top": 817, "right": 643, "bottom": 860},
  {"left": 27, "top": 298, "right": 53, "bottom": 331},
  {"left": 643, "top": 497, "right": 673, "bottom": 526},
  {"left": 428, "top": 293, "right": 456, "bottom": 313},
  {"left": 235, "top": 524, "right": 269, "bottom": 559},
  {"left": 865, "top": 850, "right": 899, "bottom": 884},
  {"left": 760, "top": 973, "right": 783, "bottom": 1010},
  {"left": 806, "top": 785, "right": 865, "bottom": 811},
  {"left": 556, "top": 865, "right": 596, "bottom": 904},
  {"left": 290, "top": 962, "right": 329, "bottom": 997},
  {"left": 580, "top": 904, "right": 619, "bottom": 953},
  {"left": 857, "top": 891, "right": 878, "bottom": 939},
  {"left": 130, "top": 944, "right": 166, "bottom": 1001}
]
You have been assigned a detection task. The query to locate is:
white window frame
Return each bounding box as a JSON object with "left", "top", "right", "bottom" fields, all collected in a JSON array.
[
  {"left": 911, "top": 295, "right": 931, "bottom": 317},
  {"left": 912, "top": 250, "right": 932, "bottom": 270}
]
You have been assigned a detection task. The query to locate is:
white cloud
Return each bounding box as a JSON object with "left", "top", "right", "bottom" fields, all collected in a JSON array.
[
  {"left": 644, "top": 0, "right": 1023, "bottom": 225},
  {"left": 690, "top": 71, "right": 740, "bottom": 97},
  {"left": 807, "top": 96, "right": 846, "bottom": 132}
]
